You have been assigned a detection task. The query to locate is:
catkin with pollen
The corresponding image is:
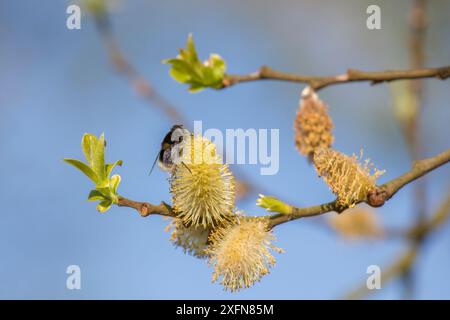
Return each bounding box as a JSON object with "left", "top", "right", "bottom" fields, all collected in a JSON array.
[
  {"left": 294, "top": 87, "right": 334, "bottom": 160},
  {"left": 206, "top": 217, "right": 283, "bottom": 292},
  {"left": 170, "top": 135, "right": 235, "bottom": 229},
  {"left": 313, "top": 148, "right": 384, "bottom": 208},
  {"left": 166, "top": 218, "right": 211, "bottom": 258}
]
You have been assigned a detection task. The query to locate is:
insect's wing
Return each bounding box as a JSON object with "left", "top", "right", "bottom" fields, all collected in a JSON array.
[{"left": 158, "top": 148, "right": 174, "bottom": 171}]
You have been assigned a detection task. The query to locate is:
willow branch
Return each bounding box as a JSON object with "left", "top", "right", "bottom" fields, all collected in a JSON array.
[
  {"left": 92, "top": 12, "right": 185, "bottom": 122},
  {"left": 223, "top": 65, "right": 450, "bottom": 91},
  {"left": 344, "top": 246, "right": 418, "bottom": 300},
  {"left": 91, "top": 11, "right": 256, "bottom": 200},
  {"left": 116, "top": 197, "right": 174, "bottom": 218},
  {"left": 344, "top": 189, "right": 450, "bottom": 299},
  {"left": 267, "top": 148, "right": 450, "bottom": 229},
  {"left": 114, "top": 148, "right": 450, "bottom": 224},
  {"left": 407, "top": 189, "right": 450, "bottom": 241},
  {"left": 380, "top": 148, "right": 450, "bottom": 201},
  {"left": 407, "top": 0, "right": 428, "bottom": 224}
]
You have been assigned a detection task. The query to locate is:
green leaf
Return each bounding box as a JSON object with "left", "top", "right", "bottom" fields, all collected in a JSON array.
[
  {"left": 96, "top": 199, "right": 112, "bottom": 213},
  {"left": 169, "top": 66, "right": 192, "bottom": 83},
  {"left": 92, "top": 133, "right": 106, "bottom": 185},
  {"left": 66, "top": 133, "right": 124, "bottom": 213},
  {"left": 256, "top": 194, "right": 292, "bottom": 214},
  {"left": 105, "top": 160, "right": 123, "bottom": 178},
  {"left": 186, "top": 33, "right": 198, "bottom": 62},
  {"left": 96, "top": 186, "right": 112, "bottom": 197},
  {"left": 208, "top": 54, "right": 226, "bottom": 87},
  {"left": 209, "top": 54, "right": 226, "bottom": 72},
  {"left": 82, "top": 133, "right": 98, "bottom": 167},
  {"left": 188, "top": 83, "right": 206, "bottom": 93},
  {"left": 109, "top": 174, "right": 121, "bottom": 199},
  {"left": 64, "top": 158, "right": 99, "bottom": 183},
  {"left": 163, "top": 34, "right": 226, "bottom": 92},
  {"left": 87, "top": 189, "right": 107, "bottom": 202}
]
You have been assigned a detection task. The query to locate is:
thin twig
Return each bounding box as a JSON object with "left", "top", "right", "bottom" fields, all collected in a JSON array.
[
  {"left": 117, "top": 197, "right": 174, "bottom": 217},
  {"left": 223, "top": 65, "right": 450, "bottom": 91},
  {"left": 344, "top": 189, "right": 450, "bottom": 299},
  {"left": 407, "top": 0, "right": 428, "bottom": 223},
  {"left": 115, "top": 148, "right": 450, "bottom": 224},
  {"left": 93, "top": 13, "right": 185, "bottom": 122},
  {"left": 91, "top": 10, "right": 258, "bottom": 200},
  {"left": 267, "top": 148, "right": 450, "bottom": 228},
  {"left": 395, "top": 0, "right": 428, "bottom": 297},
  {"left": 344, "top": 246, "right": 418, "bottom": 300}
]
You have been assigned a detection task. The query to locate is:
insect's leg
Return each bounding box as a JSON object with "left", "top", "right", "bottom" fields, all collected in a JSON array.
[{"left": 181, "top": 161, "right": 192, "bottom": 174}]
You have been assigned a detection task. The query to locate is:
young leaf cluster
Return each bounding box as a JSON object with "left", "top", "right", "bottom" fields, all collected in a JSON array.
[
  {"left": 163, "top": 34, "right": 226, "bottom": 92},
  {"left": 64, "top": 133, "right": 122, "bottom": 212}
]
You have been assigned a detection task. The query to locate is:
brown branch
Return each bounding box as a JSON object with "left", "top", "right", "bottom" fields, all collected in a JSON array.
[
  {"left": 344, "top": 246, "right": 418, "bottom": 300},
  {"left": 344, "top": 189, "right": 450, "bottom": 299},
  {"left": 117, "top": 197, "right": 174, "bottom": 218},
  {"left": 267, "top": 148, "right": 450, "bottom": 229},
  {"left": 407, "top": 188, "right": 450, "bottom": 241},
  {"left": 114, "top": 148, "right": 450, "bottom": 226},
  {"left": 92, "top": 12, "right": 185, "bottom": 123},
  {"left": 407, "top": 0, "right": 428, "bottom": 225},
  {"left": 387, "top": 0, "right": 428, "bottom": 298},
  {"left": 380, "top": 148, "right": 450, "bottom": 201},
  {"left": 223, "top": 65, "right": 450, "bottom": 91},
  {"left": 90, "top": 9, "right": 257, "bottom": 201}
]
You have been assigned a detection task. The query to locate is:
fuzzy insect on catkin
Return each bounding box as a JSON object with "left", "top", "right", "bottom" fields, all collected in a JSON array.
[
  {"left": 313, "top": 148, "right": 385, "bottom": 208},
  {"left": 170, "top": 135, "right": 236, "bottom": 229},
  {"left": 294, "top": 87, "right": 334, "bottom": 160},
  {"left": 206, "top": 217, "right": 283, "bottom": 292}
]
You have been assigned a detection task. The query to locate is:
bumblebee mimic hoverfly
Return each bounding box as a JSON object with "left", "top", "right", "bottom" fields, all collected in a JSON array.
[{"left": 149, "top": 124, "right": 191, "bottom": 175}]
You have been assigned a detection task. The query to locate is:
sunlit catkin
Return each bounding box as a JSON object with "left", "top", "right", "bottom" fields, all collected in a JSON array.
[
  {"left": 294, "top": 87, "right": 334, "bottom": 160},
  {"left": 313, "top": 148, "right": 385, "bottom": 208},
  {"left": 166, "top": 218, "right": 210, "bottom": 258},
  {"left": 170, "top": 135, "right": 235, "bottom": 228},
  {"left": 206, "top": 217, "right": 283, "bottom": 292}
]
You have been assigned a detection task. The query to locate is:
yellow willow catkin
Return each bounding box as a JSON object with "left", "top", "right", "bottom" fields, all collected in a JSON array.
[
  {"left": 170, "top": 135, "right": 235, "bottom": 228},
  {"left": 328, "top": 206, "right": 384, "bottom": 239},
  {"left": 313, "top": 148, "right": 385, "bottom": 208},
  {"left": 206, "top": 217, "right": 284, "bottom": 292},
  {"left": 294, "top": 87, "right": 334, "bottom": 160},
  {"left": 165, "top": 218, "right": 211, "bottom": 258}
]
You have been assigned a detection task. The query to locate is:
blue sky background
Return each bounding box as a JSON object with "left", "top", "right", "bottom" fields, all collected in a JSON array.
[{"left": 0, "top": 0, "right": 449, "bottom": 299}]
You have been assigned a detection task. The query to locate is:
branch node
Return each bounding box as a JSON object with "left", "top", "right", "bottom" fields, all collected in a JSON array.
[
  {"left": 437, "top": 68, "right": 450, "bottom": 79},
  {"left": 222, "top": 76, "right": 232, "bottom": 87},
  {"left": 139, "top": 203, "right": 150, "bottom": 217},
  {"left": 346, "top": 68, "right": 358, "bottom": 77},
  {"left": 258, "top": 65, "right": 271, "bottom": 78},
  {"left": 335, "top": 204, "right": 347, "bottom": 214},
  {"left": 367, "top": 187, "right": 388, "bottom": 207}
]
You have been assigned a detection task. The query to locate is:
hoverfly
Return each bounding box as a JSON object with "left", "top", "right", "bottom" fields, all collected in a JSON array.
[{"left": 149, "top": 124, "right": 192, "bottom": 175}]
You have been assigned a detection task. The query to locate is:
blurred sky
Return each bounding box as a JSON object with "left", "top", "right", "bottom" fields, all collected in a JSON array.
[{"left": 0, "top": 0, "right": 449, "bottom": 299}]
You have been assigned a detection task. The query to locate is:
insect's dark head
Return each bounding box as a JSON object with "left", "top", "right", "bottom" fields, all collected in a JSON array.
[{"left": 162, "top": 124, "right": 185, "bottom": 146}]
